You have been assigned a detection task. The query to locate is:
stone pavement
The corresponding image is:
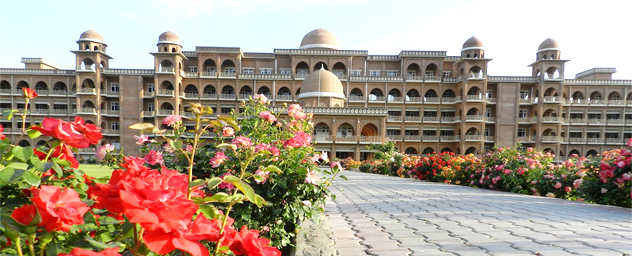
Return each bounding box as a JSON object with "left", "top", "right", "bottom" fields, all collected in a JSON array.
[{"left": 300, "top": 170, "right": 632, "bottom": 256}]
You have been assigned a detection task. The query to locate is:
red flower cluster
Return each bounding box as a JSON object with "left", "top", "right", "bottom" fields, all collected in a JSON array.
[
  {"left": 88, "top": 157, "right": 280, "bottom": 256},
  {"left": 58, "top": 247, "right": 121, "bottom": 256},
  {"left": 283, "top": 131, "right": 311, "bottom": 149},
  {"left": 22, "top": 87, "right": 38, "bottom": 100},
  {"left": 0, "top": 124, "right": 5, "bottom": 140},
  {"left": 30, "top": 185, "right": 90, "bottom": 232},
  {"left": 33, "top": 144, "right": 79, "bottom": 176},
  {"left": 31, "top": 116, "right": 102, "bottom": 148}
]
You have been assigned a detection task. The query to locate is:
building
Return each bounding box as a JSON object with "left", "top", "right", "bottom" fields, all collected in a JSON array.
[{"left": 1, "top": 29, "right": 630, "bottom": 160}]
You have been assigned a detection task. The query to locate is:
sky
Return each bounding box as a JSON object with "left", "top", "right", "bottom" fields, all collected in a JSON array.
[{"left": 1, "top": 0, "right": 630, "bottom": 79}]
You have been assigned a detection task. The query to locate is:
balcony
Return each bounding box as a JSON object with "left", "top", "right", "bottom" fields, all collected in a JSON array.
[
  {"left": 422, "top": 136, "right": 439, "bottom": 142},
  {"left": 466, "top": 95, "right": 485, "bottom": 101},
  {"left": 179, "top": 111, "right": 195, "bottom": 118},
  {"left": 183, "top": 72, "right": 198, "bottom": 78},
  {"left": 403, "top": 135, "right": 421, "bottom": 141},
  {"left": 424, "top": 97, "right": 440, "bottom": 104},
  {"left": 294, "top": 73, "right": 309, "bottom": 79},
  {"left": 568, "top": 118, "right": 587, "bottom": 124},
  {"left": 156, "top": 89, "right": 175, "bottom": 97},
  {"left": 485, "top": 117, "right": 495, "bottom": 122},
  {"left": 219, "top": 72, "right": 236, "bottom": 78},
  {"left": 440, "top": 117, "right": 459, "bottom": 123},
  {"left": 219, "top": 94, "right": 236, "bottom": 100},
  {"left": 540, "top": 136, "right": 562, "bottom": 143},
  {"left": 360, "top": 136, "right": 381, "bottom": 143},
  {"left": 587, "top": 119, "right": 605, "bottom": 125},
  {"left": 157, "top": 109, "right": 175, "bottom": 116},
  {"left": 76, "top": 108, "right": 97, "bottom": 115},
  {"left": 440, "top": 136, "right": 460, "bottom": 142},
  {"left": 388, "top": 96, "right": 404, "bottom": 103},
  {"left": 77, "top": 148, "right": 97, "bottom": 153},
  {"left": 276, "top": 95, "right": 293, "bottom": 101},
  {"left": 424, "top": 75, "right": 441, "bottom": 82},
  {"left": 606, "top": 119, "right": 626, "bottom": 125},
  {"left": 182, "top": 92, "right": 199, "bottom": 99},
  {"left": 349, "top": 95, "right": 364, "bottom": 102},
  {"left": 200, "top": 71, "right": 217, "bottom": 77},
  {"left": 101, "top": 129, "right": 121, "bottom": 135},
  {"left": 606, "top": 138, "right": 625, "bottom": 144},
  {"left": 142, "top": 90, "right": 155, "bottom": 97},
  {"left": 543, "top": 96, "right": 564, "bottom": 103},
  {"left": 50, "top": 109, "right": 69, "bottom": 115},
  {"left": 200, "top": 93, "right": 217, "bottom": 100},
  {"left": 49, "top": 90, "right": 69, "bottom": 96},
  {"left": 404, "top": 116, "right": 422, "bottom": 122},
  {"left": 31, "top": 109, "right": 50, "bottom": 115},
  {"left": 406, "top": 97, "right": 423, "bottom": 103},
  {"left": 568, "top": 138, "right": 587, "bottom": 144},
  {"left": 607, "top": 100, "right": 625, "bottom": 106},
  {"left": 76, "top": 88, "right": 97, "bottom": 95},
  {"left": 464, "top": 135, "right": 482, "bottom": 141},
  {"left": 423, "top": 117, "right": 440, "bottom": 122},
  {"left": 465, "top": 115, "right": 484, "bottom": 122},
  {"left": 541, "top": 116, "right": 564, "bottom": 123},
  {"left": 587, "top": 138, "right": 605, "bottom": 144},
  {"left": 313, "top": 135, "right": 333, "bottom": 142},
  {"left": 335, "top": 136, "right": 357, "bottom": 143},
  {"left": 387, "top": 135, "right": 402, "bottom": 141},
  {"left": 157, "top": 67, "right": 175, "bottom": 74},
  {"left": 141, "top": 111, "right": 155, "bottom": 118},
  {"left": 441, "top": 97, "right": 460, "bottom": 103},
  {"left": 484, "top": 136, "right": 494, "bottom": 141},
  {"left": 516, "top": 136, "right": 536, "bottom": 143},
  {"left": 368, "top": 96, "right": 386, "bottom": 102},
  {"left": 387, "top": 116, "right": 403, "bottom": 122},
  {"left": 239, "top": 73, "right": 292, "bottom": 80},
  {"left": 519, "top": 98, "right": 534, "bottom": 104},
  {"left": 102, "top": 90, "right": 120, "bottom": 97},
  {"left": 101, "top": 110, "right": 120, "bottom": 116},
  {"left": 238, "top": 94, "right": 253, "bottom": 100}
]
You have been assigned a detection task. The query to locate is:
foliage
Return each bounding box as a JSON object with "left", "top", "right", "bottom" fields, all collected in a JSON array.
[{"left": 366, "top": 141, "right": 397, "bottom": 161}]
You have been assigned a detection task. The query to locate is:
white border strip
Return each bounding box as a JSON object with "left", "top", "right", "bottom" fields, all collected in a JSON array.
[
  {"left": 461, "top": 46, "right": 484, "bottom": 52},
  {"left": 297, "top": 91, "right": 346, "bottom": 100},
  {"left": 299, "top": 44, "right": 341, "bottom": 50},
  {"left": 537, "top": 47, "right": 560, "bottom": 53},
  {"left": 157, "top": 40, "right": 182, "bottom": 46}
]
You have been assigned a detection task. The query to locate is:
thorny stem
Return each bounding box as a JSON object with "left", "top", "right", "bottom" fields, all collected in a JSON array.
[{"left": 15, "top": 236, "right": 24, "bottom": 256}]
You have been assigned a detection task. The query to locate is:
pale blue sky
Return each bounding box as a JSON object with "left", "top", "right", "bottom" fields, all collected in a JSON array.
[{"left": 1, "top": 0, "right": 630, "bottom": 79}]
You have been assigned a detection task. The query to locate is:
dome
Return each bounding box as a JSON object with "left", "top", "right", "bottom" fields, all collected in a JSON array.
[
  {"left": 461, "top": 36, "right": 483, "bottom": 51},
  {"left": 158, "top": 31, "right": 181, "bottom": 45},
  {"left": 298, "top": 68, "right": 345, "bottom": 100},
  {"left": 299, "top": 28, "right": 341, "bottom": 50},
  {"left": 78, "top": 29, "right": 105, "bottom": 43},
  {"left": 538, "top": 38, "right": 560, "bottom": 52}
]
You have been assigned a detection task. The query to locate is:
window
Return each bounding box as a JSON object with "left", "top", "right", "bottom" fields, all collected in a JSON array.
[
  {"left": 224, "top": 68, "right": 235, "bottom": 74},
  {"left": 425, "top": 71, "right": 434, "bottom": 77},
  {"left": 280, "top": 69, "right": 291, "bottom": 75},
  {"left": 337, "top": 126, "right": 353, "bottom": 137},
  {"left": 386, "top": 130, "right": 400, "bottom": 135},
  {"left": 486, "top": 90, "right": 492, "bottom": 99},
  {"left": 333, "top": 70, "right": 344, "bottom": 77},
  {"left": 54, "top": 104, "right": 67, "bottom": 110},
  {"left": 110, "top": 102, "right": 119, "bottom": 111},
  {"left": 111, "top": 121, "right": 119, "bottom": 130},
  {"left": 518, "top": 110, "right": 528, "bottom": 118},
  {"left": 520, "top": 90, "right": 529, "bottom": 99},
  {"left": 221, "top": 108, "right": 232, "bottom": 114},
  {"left": 147, "top": 84, "right": 154, "bottom": 93},
  {"left": 486, "top": 109, "right": 491, "bottom": 117},
  {"left": 484, "top": 128, "right": 490, "bottom": 136},
  {"left": 207, "top": 67, "right": 217, "bottom": 72},
  {"left": 517, "top": 128, "right": 526, "bottom": 137},
  {"left": 422, "top": 130, "right": 436, "bottom": 136},
  {"left": 297, "top": 69, "right": 308, "bottom": 75},
  {"left": 147, "top": 103, "right": 154, "bottom": 112},
  {"left": 243, "top": 68, "right": 254, "bottom": 74},
  {"left": 110, "top": 83, "right": 119, "bottom": 92},
  {"left": 190, "top": 66, "right": 198, "bottom": 72},
  {"left": 350, "top": 70, "right": 361, "bottom": 76},
  {"left": 112, "top": 140, "right": 120, "bottom": 149},
  {"left": 387, "top": 71, "right": 398, "bottom": 77},
  {"left": 260, "top": 68, "right": 272, "bottom": 74},
  {"left": 369, "top": 70, "right": 380, "bottom": 76},
  {"left": 442, "top": 71, "right": 451, "bottom": 78},
  {"left": 407, "top": 71, "right": 416, "bottom": 77},
  {"left": 35, "top": 104, "right": 47, "bottom": 110}
]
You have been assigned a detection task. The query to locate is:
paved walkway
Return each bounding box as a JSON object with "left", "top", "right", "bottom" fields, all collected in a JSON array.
[{"left": 321, "top": 171, "right": 632, "bottom": 256}]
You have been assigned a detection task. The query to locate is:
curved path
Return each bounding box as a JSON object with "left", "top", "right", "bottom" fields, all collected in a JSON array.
[{"left": 322, "top": 171, "right": 632, "bottom": 256}]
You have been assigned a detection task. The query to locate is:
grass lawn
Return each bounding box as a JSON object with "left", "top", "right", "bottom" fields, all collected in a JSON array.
[{"left": 9, "top": 163, "right": 114, "bottom": 178}]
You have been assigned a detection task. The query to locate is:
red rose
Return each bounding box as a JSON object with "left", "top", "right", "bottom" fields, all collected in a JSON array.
[
  {"left": 10, "top": 204, "right": 38, "bottom": 226},
  {"left": 31, "top": 185, "right": 90, "bottom": 232},
  {"left": 58, "top": 247, "right": 121, "bottom": 256},
  {"left": 229, "top": 226, "right": 281, "bottom": 256},
  {"left": 33, "top": 144, "right": 79, "bottom": 176},
  {"left": 22, "top": 87, "right": 38, "bottom": 99},
  {"left": 0, "top": 124, "right": 5, "bottom": 140},
  {"left": 31, "top": 116, "right": 102, "bottom": 148},
  {"left": 143, "top": 214, "right": 236, "bottom": 256}
]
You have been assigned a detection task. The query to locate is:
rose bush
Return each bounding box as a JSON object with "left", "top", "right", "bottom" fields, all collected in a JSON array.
[{"left": 1, "top": 93, "right": 343, "bottom": 255}]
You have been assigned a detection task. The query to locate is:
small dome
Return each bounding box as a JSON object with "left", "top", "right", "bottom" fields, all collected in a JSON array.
[
  {"left": 300, "top": 28, "right": 341, "bottom": 50},
  {"left": 298, "top": 68, "right": 345, "bottom": 100},
  {"left": 78, "top": 29, "right": 105, "bottom": 43},
  {"left": 158, "top": 31, "right": 181, "bottom": 45},
  {"left": 462, "top": 36, "right": 483, "bottom": 50},
  {"left": 538, "top": 38, "right": 560, "bottom": 52}
]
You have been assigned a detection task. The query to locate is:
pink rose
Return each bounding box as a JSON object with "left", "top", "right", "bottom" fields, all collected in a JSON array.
[
  {"left": 258, "top": 111, "right": 276, "bottom": 123},
  {"left": 516, "top": 168, "right": 525, "bottom": 175},
  {"left": 162, "top": 115, "right": 182, "bottom": 127},
  {"left": 554, "top": 182, "right": 562, "bottom": 189},
  {"left": 210, "top": 151, "right": 228, "bottom": 168},
  {"left": 144, "top": 150, "right": 164, "bottom": 165},
  {"left": 288, "top": 104, "right": 306, "bottom": 120},
  {"left": 222, "top": 126, "right": 235, "bottom": 137},
  {"left": 546, "top": 192, "right": 555, "bottom": 198},
  {"left": 219, "top": 173, "right": 235, "bottom": 190},
  {"left": 283, "top": 131, "right": 311, "bottom": 149},
  {"left": 254, "top": 169, "right": 270, "bottom": 184},
  {"left": 305, "top": 170, "right": 320, "bottom": 185},
  {"left": 135, "top": 134, "right": 149, "bottom": 145},
  {"left": 627, "top": 137, "right": 632, "bottom": 147},
  {"left": 503, "top": 169, "right": 511, "bottom": 175},
  {"left": 232, "top": 136, "right": 253, "bottom": 148},
  {"left": 96, "top": 144, "right": 115, "bottom": 161},
  {"left": 253, "top": 94, "right": 268, "bottom": 104},
  {"left": 564, "top": 186, "right": 572, "bottom": 193},
  {"left": 184, "top": 145, "right": 194, "bottom": 152}
]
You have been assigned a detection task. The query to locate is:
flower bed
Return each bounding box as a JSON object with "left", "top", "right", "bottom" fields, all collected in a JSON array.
[
  {"left": 0, "top": 90, "right": 344, "bottom": 255},
  {"left": 359, "top": 143, "right": 632, "bottom": 208}
]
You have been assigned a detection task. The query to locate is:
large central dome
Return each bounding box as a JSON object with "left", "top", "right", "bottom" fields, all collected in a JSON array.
[
  {"left": 298, "top": 68, "right": 346, "bottom": 107},
  {"left": 299, "top": 28, "right": 341, "bottom": 50}
]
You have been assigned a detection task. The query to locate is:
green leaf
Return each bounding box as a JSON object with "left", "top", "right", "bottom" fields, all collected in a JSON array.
[
  {"left": 265, "top": 165, "right": 283, "bottom": 174},
  {"left": 52, "top": 157, "right": 72, "bottom": 167},
  {"left": 218, "top": 115, "right": 240, "bottom": 131},
  {"left": 223, "top": 175, "right": 241, "bottom": 184},
  {"left": 25, "top": 129, "right": 42, "bottom": 139},
  {"left": 173, "top": 140, "right": 183, "bottom": 150},
  {"left": 339, "top": 175, "right": 348, "bottom": 181},
  {"left": 1, "top": 109, "right": 18, "bottom": 120},
  {"left": 189, "top": 179, "right": 207, "bottom": 188},
  {"left": 53, "top": 163, "right": 63, "bottom": 178},
  {"left": 0, "top": 167, "right": 23, "bottom": 185},
  {"left": 11, "top": 146, "right": 33, "bottom": 162},
  {"left": 207, "top": 177, "right": 223, "bottom": 189},
  {"left": 210, "top": 120, "right": 224, "bottom": 128},
  {"left": 129, "top": 123, "right": 155, "bottom": 131},
  {"left": 198, "top": 204, "right": 220, "bottom": 219},
  {"left": 22, "top": 171, "right": 40, "bottom": 187},
  {"left": 216, "top": 143, "right": 237, "bottom": 151},
  {"left": 234, "top": 180, "right": 258, "bottom": 205}
]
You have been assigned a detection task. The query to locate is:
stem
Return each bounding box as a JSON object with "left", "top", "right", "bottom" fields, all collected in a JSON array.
[
  {"left": 27, "top": 234, "right": 35, "bottom": 256},
  {"left": 131, "top": 224, "right": 138, "bottom": 256},
  {"left": 186, "top": 114, "right": 204, "bottom": 199},
  {"left": 134, "top": 227, "right": 144, "bottom": 255},
  {"left": 15, "top": 236, "right": 24, "bottom": 256},
  {"left": 39, "top": 244, "right": 46, "bottom": 256}
]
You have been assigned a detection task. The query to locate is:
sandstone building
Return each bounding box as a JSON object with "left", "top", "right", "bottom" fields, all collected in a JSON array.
[{"left": 1, "top": 29, "right": 630, "bottom": 160}]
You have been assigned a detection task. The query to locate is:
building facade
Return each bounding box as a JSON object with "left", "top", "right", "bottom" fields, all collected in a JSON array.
[{"left": 0, "top": 29, "right": 630, "bottom": 160}]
